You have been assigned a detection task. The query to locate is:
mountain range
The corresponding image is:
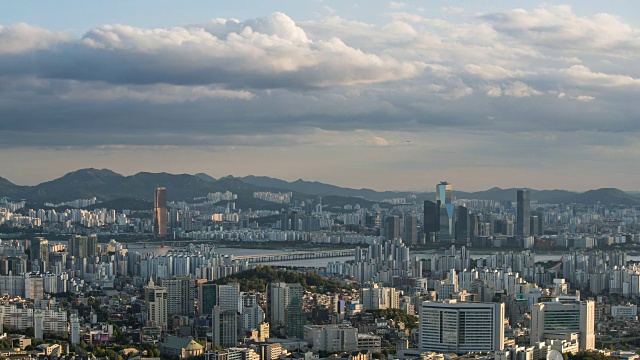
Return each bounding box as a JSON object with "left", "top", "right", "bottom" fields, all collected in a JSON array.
[{"left": 0, "top": 169, "right": 638, "bottom": 208}]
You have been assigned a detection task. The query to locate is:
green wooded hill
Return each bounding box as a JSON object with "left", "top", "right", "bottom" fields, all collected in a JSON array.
[{"left": 212, "top": 265, "right": 354, "bottom": 293}]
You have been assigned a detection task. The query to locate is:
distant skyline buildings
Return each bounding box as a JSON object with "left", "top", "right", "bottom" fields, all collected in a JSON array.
[
  {"left": 517, "top": 189, "right": 531, "bottom": 237},
  {"left": 154, "top": 187, "right": 167, "bottom": 238}
]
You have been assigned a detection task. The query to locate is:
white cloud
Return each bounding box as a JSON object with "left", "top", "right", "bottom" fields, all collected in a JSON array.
[
  {"left": 503, "top": 81, "right": 542, "bottom": 97},
  {"left": 0, "top": 23, "right": 70, "bottom": 53},
  {"left": 389, "top": 2, "right": 406, "bottom": 10}
]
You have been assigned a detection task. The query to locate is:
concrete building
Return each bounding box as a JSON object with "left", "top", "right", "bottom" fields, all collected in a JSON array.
[
  {"left": 304, "top": 324, "right": 358, "bottom": 352},
  {"left": 419, "top": 300, "right": 505, "bottom": 354},
  {"left": 530, "top": 300, "right": 595, "bottom": 350},
  {"left": 145, "top": 279, "right": 169, "bottom": 330},
  {"left": 163, "top": 276, "right": 197, "bottom": 316},
  {"left": 213, "top": 305, "right": 238, "bottom": 348},
  {"left": 360, "top": 283, "right": 399, "bottom": 310}
]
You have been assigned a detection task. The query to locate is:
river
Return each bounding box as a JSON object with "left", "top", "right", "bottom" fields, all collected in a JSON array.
[{"left": 123, "top": 244, "right": 640, "bottom": 268}]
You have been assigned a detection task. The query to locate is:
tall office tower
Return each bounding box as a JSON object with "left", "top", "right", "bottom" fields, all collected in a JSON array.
[
  {"left": 530, "top": 299, "right": 595, "bottom": 350},
  {"left": 385, "top": 216, "right": 400, "bottom": 241},
  {"left": 267, "top": 282, "right": 304, "bottom": 338},
  {"left": 516, "top": 189, "right": 530, "bottom": 237},
  {"left": 532, "top": 210, "right": 544, "bottom": 236},
  {"left": 162, "top": 276, "right": 196, "bottom": 316},
  {"left": 169, "top": 207, "right": 179, "bottom": 230},
  {"left": 419, "top": 300, "right": 505, "bottom": 353},
  {"left": 154, "top": 187, "right": 168, "bottom": 238},
  {"left": 145, "top": 279, "right": 169, "bottom": 330},
  {"left": 455, "top": 206, "right": 470, "bottom": 242},
  {"left": 30, "top": 237, "right": 49, "bottom": 272},
  {"left": 198, "top": 283, "right": 217, "bottom": 316},
  {"left": 280, "top": 211, "right": 289, "bottom": 231},
  {"left": 87, "top": 234, "right": 98, "bottom": 257},
  {"left": 437, "top": 182, "right": 455, "bottom": 242},
  {"left": 213, "top": 305, "right": 238, "bottom": 347},
  {"left": 218, "top": 283, "right": 241, "bottom": 313},
  {"left": 290, "top": 211, "right": 300, "bottom": 231},
  {"left": 530, "top": 216, "right": 540, "bottom": 236},
  {"left": 68, "top": 235, "right": 84, "bottom": 258},
  {"left": 404, "top": 214, "right": 418, "bottom": 245},
  {"left": 423, "top": 200, "right": 440, "bottom": 242}
]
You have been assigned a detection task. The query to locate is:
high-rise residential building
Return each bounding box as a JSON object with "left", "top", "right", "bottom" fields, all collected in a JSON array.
[
  {"left": 423, "top": 200, "right": 440, "bottom": 242},
  {"left": 154, "top": 187, "right": 168, "bottom": 238},
  {"left": 437, "top": 182, "right": 455, "bottom": 242},
  {"left": 68, "top": 234, "right": 97, "bottom": 259},
  {"left": 419, "top": 300, "right": 505, "bottom": 354},
  {"left": 162, "top": 276, "right": 196, "bottom": 316},
  {"left": 384, "top": 216, "right": 400, "bottom": 241},
  {"left": 267, "top": 282, "right": 304, "bottom": 338},
  {"left": 199, "top": 283, "right": 217, "bottom": 316},
  {"left": 517, "top": 189, "right": 531, "bottom": 237},
  {"left": 241, "top": 293, "right": 265, "bottom": 332},
  {"left": 360, "top": 283, "right": 400, "bottom": 310},
  {"left": 530, "top": 299, "right": 595, "bottom": 350},
  {"left": 145, "top": 279, "right": 168, "bottom": 330}
]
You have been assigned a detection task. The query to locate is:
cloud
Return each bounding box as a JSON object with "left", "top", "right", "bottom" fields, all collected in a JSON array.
[
  {"left": 1, "top": 5, "right": 640, "bottom": 172},
  {"left": 0, "top": 23, "right": 70, "bottom": 54},
  {"left": 1, "top": 13, "right": 425, "bottom": 90},
  {"left": 503, "top": 81, "right": 542, "bottom": 97},
  {"left": 480, "top": 5, "right": 640, "bottom": 54},
  {"left": 389, "top": 2, "right": 406, "bottom": 10}
]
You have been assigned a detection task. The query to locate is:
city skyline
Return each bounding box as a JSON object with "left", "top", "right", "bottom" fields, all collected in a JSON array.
[{"left": 1, "top": 1, "right": 639, "bottom": 191}]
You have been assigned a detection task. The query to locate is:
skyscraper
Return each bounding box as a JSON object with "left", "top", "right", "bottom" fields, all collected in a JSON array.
[
  {"left": 384, "top": 215, "right": 400, "bottom": 241},
  {"left": 154, "top": 187, "right": 168, "bottom": 238},
  {"left": 437, "top": 182, "right": 455, "bottom": 242},
  {"left": 145, "top": 279, "right": 168, "bottom": 330},
  {"left": 162, "top": 276, "right": 197, "bottom": 316},
  {"left": 455, "top": 206, "right": 470, "bottom": 242},
  {"left": 516, "top": 189, "right": 530, "bottom": 237},
  {"left": 404, "top": 214, "right": 418, "bottom": 245},
  {"left": 423, "top": 200, "right": 440, "bottom": 242},
  {"left": 199, "top": 283, "right": 217, "bottom": 316},
  {"left": 267, "top": 282, "right": 304, "bottom": 338},
  {"left": 30, "top": 237, "right": 49, "bottom": 272}
]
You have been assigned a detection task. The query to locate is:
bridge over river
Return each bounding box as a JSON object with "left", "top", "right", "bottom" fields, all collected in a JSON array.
[{"left": 234, "top": 249, "right": 355, "bottom": 264}]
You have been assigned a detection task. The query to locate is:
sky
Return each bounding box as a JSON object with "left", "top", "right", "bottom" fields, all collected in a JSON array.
[{"left": 1, "top": 1, "right": 639, "bottom": 191}]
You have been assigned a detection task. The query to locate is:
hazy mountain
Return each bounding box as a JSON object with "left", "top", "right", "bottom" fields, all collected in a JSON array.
[
  {"left": 194, "top": 173, "right": 216, "bottom": 182},
  {"left": 241, "top": 175, "right": 419, "bottom": 201},
  {"left": 554, "top": 188, "right": 640, "bottom": 206},
  {"left": 1, "top": 169, "right": 637, "bottom": 207},
  {"left": 0, "top": 177, "right": 25, "bottom": 198},
  {"left": 0, "top": 169, "right": 282, "bottom": 210}
]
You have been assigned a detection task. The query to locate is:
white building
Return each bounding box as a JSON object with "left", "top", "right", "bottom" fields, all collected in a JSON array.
[
  {"left": 611, "top": 305, "right": 638, "bottom": 319},
  {"left": 304, "top": 324, "right": 358, "bottom": 352},
  {"left": 530, "top": 300, "right": 595, "bottom": 350},
  {"left": 145, "top": 279, "right": 169, "bottom": 330},
  {"left": 418, "top": 300, "right": 505, "bottom": 354}
]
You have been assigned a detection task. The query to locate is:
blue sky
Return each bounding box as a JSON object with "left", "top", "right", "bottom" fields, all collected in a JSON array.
[{"left": 1, "top": 1, "right": 639, "bottom": 191}]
